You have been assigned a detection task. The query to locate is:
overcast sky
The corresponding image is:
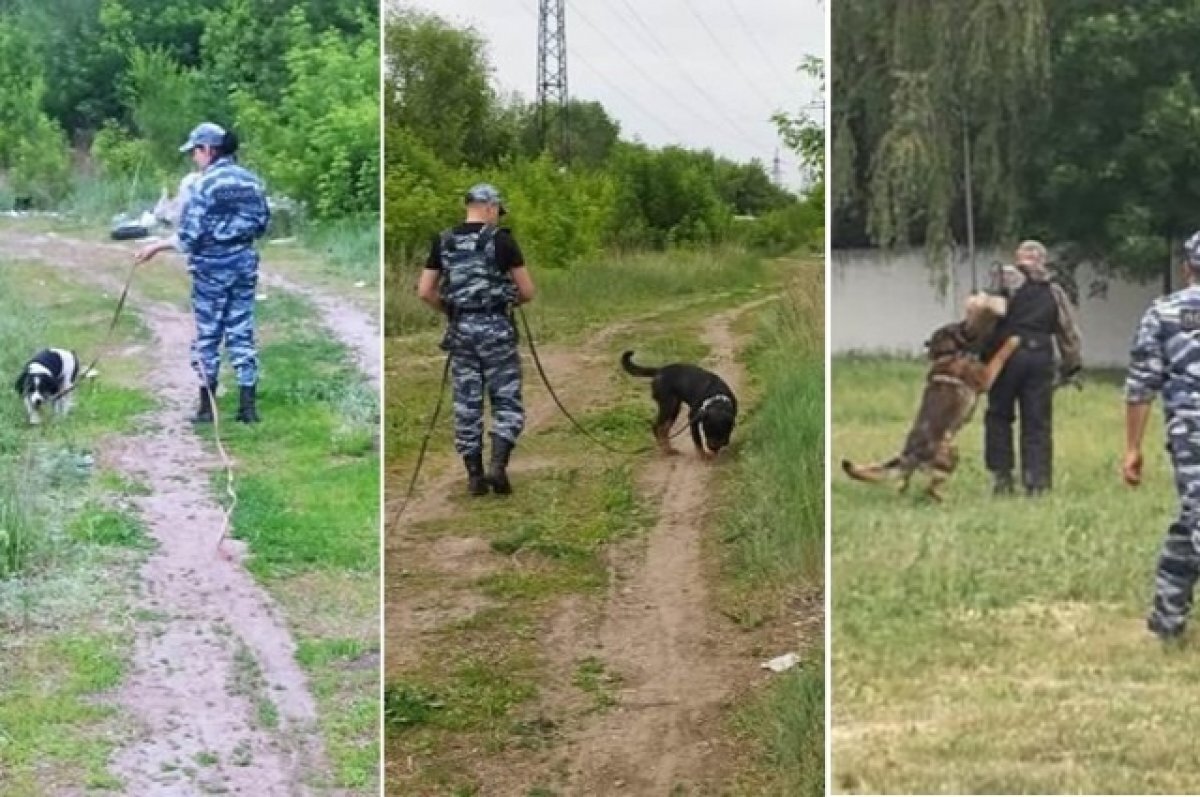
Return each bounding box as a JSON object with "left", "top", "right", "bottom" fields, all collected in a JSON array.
[{"left": 388, "top": 0, "right": 825, "bottom": 190}]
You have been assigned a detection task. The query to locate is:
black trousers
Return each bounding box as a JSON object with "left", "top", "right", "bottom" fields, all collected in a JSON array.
[{"left": 984, "top": 346, "right": 1055, "bottom": 490}]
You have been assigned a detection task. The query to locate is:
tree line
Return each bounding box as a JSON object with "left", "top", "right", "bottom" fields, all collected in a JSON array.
[
  {"left": 833, "top": 0, "right": 1200, "bottom": 279},
  {"left": 386, "top": 7, "right": 823, "bottom": 271},
  {"left": 0, "top": 0, "right": 377, "bottom": 219}
]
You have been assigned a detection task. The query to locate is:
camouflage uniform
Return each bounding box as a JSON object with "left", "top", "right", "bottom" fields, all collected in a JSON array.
[
  {"left": 436, "top": 225, "right": 524, "bottom": 456},
  {"left": 1127, "top": 284, "right": 1200, "bottom": 636},
  {"left": 176, "top": 155, "right": 270, "bottom": 389}
]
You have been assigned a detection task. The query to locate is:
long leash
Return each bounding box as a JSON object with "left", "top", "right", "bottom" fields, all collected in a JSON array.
[
  {"left": 58, "top": 261, "right": 140, "bottom": 398},
  {"left": 517, "top": 307, "right": 686, "bottom": 456},
  {"left": 390, "top": 309, "right": 693, "bottom": 526},
  {"left": 194, "top": 359, "right": 238, "bottom": 556},
  {"left": 67, "top": 258, "right": 235, "bottom": 556},
  {"left": 389, "top": 355, "right": 452, "bottom": 527}
]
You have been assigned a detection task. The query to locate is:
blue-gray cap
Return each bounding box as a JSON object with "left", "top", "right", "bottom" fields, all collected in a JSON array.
[
  {"left": 1186, "top": 231, "right": 1200, "bottom": 269},
  {"left": 179, "top": 122, "right": 226, "bottom": 153},
  {"left": 465, "top": 182, "right": 506, "bottom": 215}
]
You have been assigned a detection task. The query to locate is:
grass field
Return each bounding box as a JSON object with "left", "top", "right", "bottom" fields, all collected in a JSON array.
[
  {"left": 831, "top": 358, "right": 1200, "bottom": 794},
  {"left": 386, "top": 250, "right": 824, "bottom": 795},
  {"left": 0, "top": 262, "right": 152, "bottom": 793},
  {"left": 0, "top": 218, "right": 380, "bottom": 792}
]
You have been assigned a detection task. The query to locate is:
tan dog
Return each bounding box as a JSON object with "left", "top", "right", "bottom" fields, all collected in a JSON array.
[{"left": 841, "top": 294, "right": 1017, "bottom": 501}]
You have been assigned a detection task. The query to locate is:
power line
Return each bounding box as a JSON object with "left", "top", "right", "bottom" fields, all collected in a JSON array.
[
  {"left": 720, "top": 0, "right": 793, "bottom": 82},
  {"left": 677, "top": 0, "right": 780, "bottom": 111},
  {"left": 605, "top": 0, "right": 781, "bottom": 143},
  {"left": 563, "top": 0, "right": 764, "bottom": 151}
]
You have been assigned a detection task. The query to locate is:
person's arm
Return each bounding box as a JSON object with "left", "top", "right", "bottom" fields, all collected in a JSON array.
[
  {"left": 417, "top": 268, "right": 444, "bottom": 313},
  {"left": 499, "top": 231, "right": 535, "bottom": 304},
  {"left": 417, "top": 235, "right": 445, "bottom": 313},
  {"left": 511, "top": 265, "right": 535, "bottom": 304},
  {"left": 1123, "top": 305, "right": 1164, "bottom": 486}
]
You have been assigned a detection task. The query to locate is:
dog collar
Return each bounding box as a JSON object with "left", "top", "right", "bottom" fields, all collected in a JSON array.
[{"left": 698, "top": 395, "right": 732, "bottom": 415}]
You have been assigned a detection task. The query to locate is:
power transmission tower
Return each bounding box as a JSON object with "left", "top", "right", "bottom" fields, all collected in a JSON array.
[
  {"left": 772, "top": 149, "right": 784, "bottom": 186},
  {"left": 537, "top": 0, "right": 569, "bottom": 163}
]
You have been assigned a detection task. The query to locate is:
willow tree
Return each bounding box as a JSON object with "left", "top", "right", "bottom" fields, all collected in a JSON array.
[{"left": 832, "top": 0, "right": 1048, "bottom": 287}]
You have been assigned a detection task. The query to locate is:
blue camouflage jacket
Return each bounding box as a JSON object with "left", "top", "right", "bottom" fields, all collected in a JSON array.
[
  {"left": 176, "top": 155, "right": 270, "bottom": 270},
  {"left": 1127, "top": 285, "right": 1200, "bottom": 420}
]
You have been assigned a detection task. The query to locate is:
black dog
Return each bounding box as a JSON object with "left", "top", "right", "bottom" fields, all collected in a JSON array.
[{"left": 621, "top": 350, "right": 738, "bottom": 459}]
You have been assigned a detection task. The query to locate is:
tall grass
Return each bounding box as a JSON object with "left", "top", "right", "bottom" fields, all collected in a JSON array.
[
  {"left": 716, "top": 261, "right": 825, "bottom": 796},
  {"left": 385, "top": 246, "right": 772, "bottom": 338},
  {"left": 298, "top": 216, "right": 380, "bottom": 286},
  {"left": 723, "top": 263, "right": 825, "bottom": 596}
]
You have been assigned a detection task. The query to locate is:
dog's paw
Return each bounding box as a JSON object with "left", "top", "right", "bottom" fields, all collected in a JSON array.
[{"left": 27, "top": 416, "right": 40, "bottom": 426}]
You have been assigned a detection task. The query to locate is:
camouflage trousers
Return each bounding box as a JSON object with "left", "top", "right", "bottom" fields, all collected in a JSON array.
[
  {"left": 1150, "top": 418, "right": 1200, "bottom": 635},
  {"left": 190, "top": 264, "right": 259, "bottom": 388},
  {"left": 442, "top": 314, "right": 524, "bottom": 456}
]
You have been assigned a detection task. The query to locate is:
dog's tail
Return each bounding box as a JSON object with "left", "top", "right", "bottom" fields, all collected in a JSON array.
[
  {"left": 620, "top": 350, "right": 659, "bottom": 378},
  {"left": 841, "top": 456, "right": 903, "bottom": 483}
]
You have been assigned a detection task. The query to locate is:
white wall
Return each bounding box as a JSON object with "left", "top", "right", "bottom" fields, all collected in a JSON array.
[{"left": 830, "top": 248, "right": 1166, "bottom": 368}]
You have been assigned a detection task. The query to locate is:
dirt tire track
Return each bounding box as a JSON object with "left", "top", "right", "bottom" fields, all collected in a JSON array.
[
  {"left": 0, "top": 229, "right": 378, "bottom": 794},
  {"left": 563, "top": 296, "right": 778, "bottom": 794}
]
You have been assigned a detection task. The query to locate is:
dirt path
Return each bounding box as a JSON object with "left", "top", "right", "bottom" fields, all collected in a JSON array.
[
  {"left": 0, "top": 228, "right": 376, "bottom": 794},
  {"left": 561, "top": 297, "right": 775, "bottom": 794},
  {"left": 386, "top": 293, "right": 779, "bottom": 793}
]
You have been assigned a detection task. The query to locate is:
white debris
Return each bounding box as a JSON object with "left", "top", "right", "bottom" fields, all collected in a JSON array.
[
  {"left": 354, "top": 281, "right": 366, "bottom": 288},
  {"left": 255, "top": 293, "right": 268, "bottom": 301},
  {"left": 761, "top": 652, "right": 800, "bottom": 673},
  {"left": 268, "top": 237, "right": 297, "bottom": 246}
]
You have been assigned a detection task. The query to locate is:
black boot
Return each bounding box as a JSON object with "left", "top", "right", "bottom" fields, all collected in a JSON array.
[
  {"left": 192, "top": 384, "right": 215, "bottom": 424},
  {"left": 992, "top": 471, "right": 1014, "bottom": 496},
  {"left": 464, "top": 453, "right": 489, "bottom": 496},
  {"left": 489, "top": 435, "right": 515, "bottom": 495},
  {"left": 236, "top": 385, "right": 260, "bottom": 424}
]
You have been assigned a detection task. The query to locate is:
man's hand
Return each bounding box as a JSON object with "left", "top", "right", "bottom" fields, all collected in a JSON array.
[
  {"left": 133, "top": 239, "right": 172, "bottom": 263},
  {"left": 1123, "top": 448, "right": 1144, "bottom": 487}
]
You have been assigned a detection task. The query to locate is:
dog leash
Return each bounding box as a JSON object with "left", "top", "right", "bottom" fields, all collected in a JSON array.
[
  {"left": 389, "top": 354, "right": 452, "bottom": 527},
  {"left": 57, "top": 261, "right": 140, "bottom": 399},
  {"left": 518, "top": 307, "right": 681, "bottom": 457},
  {"left": 391, "top": 311, "right": 696, "bottom": 526},
  {"left": 193, "top": 359, "right": 238, "bottom": 555}
]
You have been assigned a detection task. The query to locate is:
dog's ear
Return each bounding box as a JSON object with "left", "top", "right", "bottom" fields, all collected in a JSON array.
[{"left": 14, "top": 371, "right": 27, "bottom": 394}]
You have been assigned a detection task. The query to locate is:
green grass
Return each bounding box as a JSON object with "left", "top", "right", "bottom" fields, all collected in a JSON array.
[
  {"left": 831, "top": 357, "right": 1200, "bottom": 793},
  {"left": 0, "top": 261, "right": 152, "bottom": 791},
  {"left": 733, "top": 655, "right": 825, "bottom": 797},
  {"left": 703, "top": 262, "right": 825, "bottom": 795},
  {"left": 387, "top": 245, "right": 776, "bottom": 338}
]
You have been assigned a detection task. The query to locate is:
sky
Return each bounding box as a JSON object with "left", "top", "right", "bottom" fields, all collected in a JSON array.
[{"left": 389, "top": 0, "right": 825, "bottom": 190}]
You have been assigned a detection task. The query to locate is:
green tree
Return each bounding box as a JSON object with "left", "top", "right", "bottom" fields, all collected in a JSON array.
[
  {"left": 1029, "top": 2, "right": 1200, "bottom": 279},
  {"left": 386, "top": 9, "right": 495, "bottom": 166},
  {"left": 831, "top": 0, "right": 1048, "bottom": 264}
]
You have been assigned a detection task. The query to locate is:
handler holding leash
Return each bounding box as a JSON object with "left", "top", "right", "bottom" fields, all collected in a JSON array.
[
  {"left": 417, "top": 183, "right": 536, "bottom": 496},
  {"left": 135, "top": 122, "right": 270, "bottom": 425},
  {"left": 983, "top": 240, "right": 1083, "bottom": 496},
  {"left": 1125, "top": 231, "right": 1200, "bottom": 641}
]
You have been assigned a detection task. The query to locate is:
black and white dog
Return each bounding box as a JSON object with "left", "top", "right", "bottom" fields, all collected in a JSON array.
[{"left": 14, "top": 348, "right": 82, "bottom": 425}]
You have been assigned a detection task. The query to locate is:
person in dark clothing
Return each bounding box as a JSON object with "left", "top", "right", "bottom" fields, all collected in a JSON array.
[{"left": 983, "top": 240, "right": 1083, "bottom": 496}]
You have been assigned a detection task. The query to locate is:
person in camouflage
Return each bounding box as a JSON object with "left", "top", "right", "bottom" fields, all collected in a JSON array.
[
  {"left": 135, "top": 122, "right": 271, "bottom": 424},
  {"left": 983, "top": 240, "right": 1084, "bottom": 495},
  {"left": 1124, "top": 231, "right": 1200, "bottom": 640},
  {"left": 416, "top": 183, "right": 536, "bottom": 496}
]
